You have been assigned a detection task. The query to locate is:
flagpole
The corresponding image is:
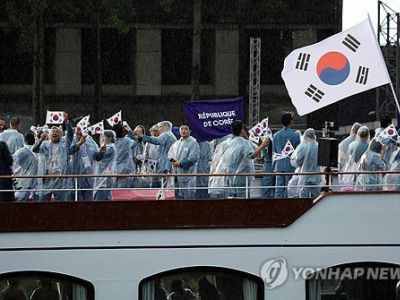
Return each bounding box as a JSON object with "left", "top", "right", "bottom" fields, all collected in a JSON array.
[
  {"left": 367, "top": 14, "right": 400, "bottom": 116},
  {"left": 388, "top": 82, "right": 400, "bottom": 115}
]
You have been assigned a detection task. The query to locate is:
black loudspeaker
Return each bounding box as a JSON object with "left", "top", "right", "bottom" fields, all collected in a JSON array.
[{"left": 318, "top": 138, "right": 339, "bottom": 167}]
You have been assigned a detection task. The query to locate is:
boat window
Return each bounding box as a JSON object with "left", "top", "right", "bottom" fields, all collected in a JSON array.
[
  {"left": 0, "top": 271, "right": 94, "bottom": 300},
  {"left": 306, "top": 262, "right": 400, "bottom": 300},
  {"left": 140, "top": 267, "right": 264, "bottom": 300}
]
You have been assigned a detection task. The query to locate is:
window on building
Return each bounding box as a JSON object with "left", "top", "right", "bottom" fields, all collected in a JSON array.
[
  {"left": 81, "top": 28, "right": 134, "bottom": 85},
  {"left": 44, "top": 28, "right": 56, "bottom": 84},
  {"left": 139, "top": 266, "right": 264, "bottom": 300},
  {"left": 0, "top": 29, "right": 33, "bottom": 84},
  {"left": 306, "top": 262, "right": 400, "bottom": 300},
  {"left": 0, "top": 271, "right": 94, "bottom": 300},
  {"left": 161, "top": 29, "right": 214, "bottom": 85}
]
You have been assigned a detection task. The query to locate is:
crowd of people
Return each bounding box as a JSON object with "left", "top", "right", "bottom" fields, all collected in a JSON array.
[{"left": 0, "top": 111, "right": 399, "bottom": 202}]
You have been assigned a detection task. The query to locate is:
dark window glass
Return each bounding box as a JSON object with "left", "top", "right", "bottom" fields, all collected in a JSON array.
[
  {"left": 44, "top": 28, "right": 56, "bottom": 84},
  {"left": 139, "top": 267, "right": 264, "bottom": 300},
  {"left": 81, "top": 28, "right": 96, "bottom": 85},
  {"left": 0, "top": 29, "right": 33, "bottom": 84},
  {"left": 81, "top": 28, "right": 134, "bottom": 84},
  {"left": 306, "top": 262, "right": 400, "bottom": 300},
  {"left": 162, "top": 29, "right": 192, "bottom": 85},
  {"left": 0, "top": 271, "right": 94, "bottom": 300},
  {"left": 162, "top": 29, "right": 214, "bottom": 85},
  {"left": 200, "top": 29, "right": 215, "bottom": 85}
]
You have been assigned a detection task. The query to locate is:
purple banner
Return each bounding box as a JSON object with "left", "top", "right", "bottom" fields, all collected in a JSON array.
[{"left": 184, "top": 97, "right": 244, "bottom": 142}]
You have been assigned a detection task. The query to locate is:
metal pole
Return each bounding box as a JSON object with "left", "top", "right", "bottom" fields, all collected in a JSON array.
[
  {"left": 245, "top": 176, "right": 249, "bottom": 199},
  {"left": 74, "top": 177, "right": 78, "bottom": 202},
  {"left": 378, "top": 0, "right": 382, "bottom": 45},
  {"left": 387, "top": 13, "right": 390, "bottom": 46}
]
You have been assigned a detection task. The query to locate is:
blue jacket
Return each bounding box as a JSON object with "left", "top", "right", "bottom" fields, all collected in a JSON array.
[{"left": 273, "top": 127, "right": 301, "bottom": 172}]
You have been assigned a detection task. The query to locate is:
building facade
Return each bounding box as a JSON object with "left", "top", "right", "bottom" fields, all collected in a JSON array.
[{"left": 0, "top": 0, "right": 342, "bottom": 129}]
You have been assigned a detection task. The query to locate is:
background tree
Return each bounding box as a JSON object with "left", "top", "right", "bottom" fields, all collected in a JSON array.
[{"left": 4, "top": 0, "right": 78, "bottom": 124}]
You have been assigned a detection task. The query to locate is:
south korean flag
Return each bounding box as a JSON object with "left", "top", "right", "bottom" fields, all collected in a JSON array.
[
  {"left": 282, "top": 17, "right": 391, "bottom": 116},
  {"left": 106, "top": 111, "right": 122, "bottom": 127},
  {"left": 272, "top": 140, "right": 295, "bottom": 161},
  {"left": 46, "top": 111, "right": 64, "bottom": 124},
  {"left": 87, "top": 121, "right": 104, "bottom": 135},
  {"left": 77, "top": 115, "right": 90, "bottom": 130},
  {"left": 378, "top": 124, "right": 398, "bottom": 142},
  {"left": 147, "top": 159, "right": 158, "bottom": 174}
]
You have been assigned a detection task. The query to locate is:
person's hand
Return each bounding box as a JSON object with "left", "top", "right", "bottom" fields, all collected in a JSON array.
[
  {"left": 100, "top": 144, "right": 106, "bottom": 153},
  {"left": 260, "top": 137, "right": 269, "bottom": 147},
  {"left": 123, "top": 122, "right": 132, "bottom": 132},
  {"left": 78, "top": 135, "right": 86, "bottom": 146},
  {"left": 40, "top": 133, "right": 47, "bottom": 141}
]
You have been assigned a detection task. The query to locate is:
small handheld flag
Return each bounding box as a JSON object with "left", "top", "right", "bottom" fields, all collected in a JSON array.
[
  {"left": 273, "top": 140, "right": 295, "bottom": 161},
  {"left": 155, "top": 189, "right": 165, "bottom": 200},
  {"left": 87, "top": 121, "right": 104, "bottom": 135},
  {"left": 106, "top": 111, "right": 122, "bottom": 127},
  {"left": 249, "top": 118, "right": 269, "bottom": 144},
  {"left": 282, "top": 140, "right": 295, "bottom": 156},
  {"left": 77, "top": 115, "right": 90, "bottom": 130},
  {"left": 378, "top": 124, "right": 398, "bottom": 141},
  {"left": 46, "top": 111, "right": 64, "bottom": 124}
]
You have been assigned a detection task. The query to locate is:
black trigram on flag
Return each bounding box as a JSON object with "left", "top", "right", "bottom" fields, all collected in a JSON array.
[
  {"left": 305, "top": 84, "right": 325, "bottom": 103},
  {"left": 342, "top": 34, "right": 361, "bottom": 52},
  {"left": 355, "top": 66, "right": 369, "bottom": 85},
  {"left": 295, "top": 53, "right": 311, "bottom": 71}
]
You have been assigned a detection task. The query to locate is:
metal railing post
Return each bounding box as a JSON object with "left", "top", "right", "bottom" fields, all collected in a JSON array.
[
  {"left": 74, "top": 177, "right": 78, "bottom": 202},
  {"left": 245, "top": 176, "right": 249, "bottom": 199}
]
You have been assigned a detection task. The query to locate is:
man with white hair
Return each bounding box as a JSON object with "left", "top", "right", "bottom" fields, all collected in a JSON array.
[
  {"left": 136, "top": 121, "right": 177, "bottom": 174},
  {"left": 32, "top": 113, "right": 73, "bottom": 201}
]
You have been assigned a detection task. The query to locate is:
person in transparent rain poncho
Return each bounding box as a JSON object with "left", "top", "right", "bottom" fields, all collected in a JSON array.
[
  {"left": 383, "top": 146, "right": 400, "bottom": 191},
  {"left": 12, "top": 134, "right": 38, "bottom": 201},
  {"left": 355, "top": 138, "right": 386, "bottom": 191},
  {"left": 70, "top": 127, "right": 99, "bottom": 201},
  {"left": 0, "top": 117, "right": 24, "bottom": 155},
  {"left": 136, "top": 121, "right": 177, "bottom": 175},
  {"left": 209, "top": 120, "right": 268, "bottom": 198},
  {"left": 340, "top": 125, "right": 370, "bottom": 191},
  {"left": 338, "top": 122, "right": 361, "bottom": 170},
  {"left": 208, "top": 135, "right": 233, "bottom": 198},
  {"left": 32, "top": 113, "right": 73, "bottom": 201},
  {"left": 93, "top": 130, "right": 116, "bottom": 200},
  {"left": 167, "top": 123, "right": 200, "bottom": 199},
  {"left": 141, "top": 124, "right": 161, "bottom": 188},
  {"left": 289, "top": 128, "right": 323, "bottom": 198},
  {"left": 112, "top": 123, "right": 139, "bottom": 188}
]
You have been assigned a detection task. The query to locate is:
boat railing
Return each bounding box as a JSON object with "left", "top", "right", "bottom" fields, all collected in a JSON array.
[{"left": 0, "top": 170, "right": 399, "bottom": 201}]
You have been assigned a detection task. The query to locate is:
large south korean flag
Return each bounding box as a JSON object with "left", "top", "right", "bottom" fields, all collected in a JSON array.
[{"left": 282, "top": 18, "right": 391, "bottom": 116}]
